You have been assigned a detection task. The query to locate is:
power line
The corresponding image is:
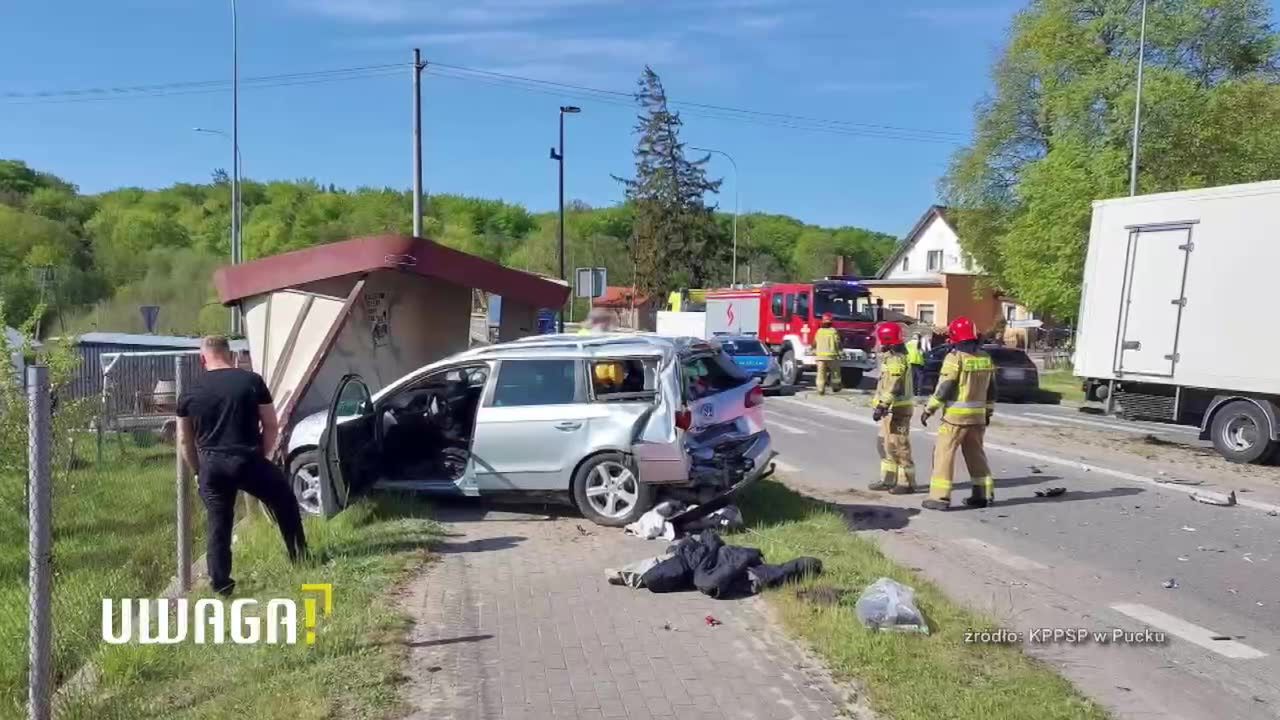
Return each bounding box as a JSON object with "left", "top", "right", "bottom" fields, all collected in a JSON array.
[{"left": 1, "top": 63, "right": 405, "bottom": 105}]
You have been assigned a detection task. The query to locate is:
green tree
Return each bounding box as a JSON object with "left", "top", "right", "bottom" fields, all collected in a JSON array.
[
  {"left": 943, "top": 0, "right": 1280, "bottom": 319},
  {"left": 616, "top": 66, "right": 727, "bottom": 298}
]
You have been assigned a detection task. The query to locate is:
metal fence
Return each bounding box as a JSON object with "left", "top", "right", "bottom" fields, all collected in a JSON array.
[{"left": 2, "top": 357, "right": 197, "bottom": 719}]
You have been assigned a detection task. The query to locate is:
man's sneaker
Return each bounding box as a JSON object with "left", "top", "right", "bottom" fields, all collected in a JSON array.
[
  {"left": 867, "top": 480, "right": 894, "bottom": 491},
  {"left": 921, "top": 499, "right": 951, "bottom": 511}
]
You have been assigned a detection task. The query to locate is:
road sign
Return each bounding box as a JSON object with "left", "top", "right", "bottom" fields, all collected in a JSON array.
[
  {"left": 140, "top": 305, "right": 160, "bottom": 334},
  {"left": 574, "top": 267, "right": 607, "bottom": 299},
  {"left": 537, "top": 309, "right": 557, "bottom": 334},
  {"left": 487, "top": 296, "right": 503, "bottom": 328},
  {"left": 1010, "top": 319, "right": 1043, "bottom": 329}
]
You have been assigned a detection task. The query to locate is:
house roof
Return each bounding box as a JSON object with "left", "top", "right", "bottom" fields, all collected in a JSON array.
[
  {"left": 213, "top": 234, "right": 570, "bottom": 310},
  {"left": 592, "top": 286, "right": 650, "bottom": 309},
  {"left": 875, "top": 205, "right": 958, "bottom": 279},
  {"left": 73, "top": 332, "right": 250, "bottom": 351}
]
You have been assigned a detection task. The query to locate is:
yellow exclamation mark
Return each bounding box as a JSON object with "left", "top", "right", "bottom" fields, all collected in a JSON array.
[{"left": 304, "top": 597, "right": 318, "bottom": 645}]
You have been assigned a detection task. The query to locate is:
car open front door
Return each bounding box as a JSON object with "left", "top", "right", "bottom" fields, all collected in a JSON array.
[{"left": 317, "top": 373, "right": 376, "bottom": 517}]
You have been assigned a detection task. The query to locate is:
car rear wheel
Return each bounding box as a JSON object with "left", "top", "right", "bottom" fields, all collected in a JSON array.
[
  {"left": 1210, "top": 400, "right": 1276, "bottom": 465},
  {"left": 573, "top": 452, "right": 653, "bottom": 527},
  {"left": 288, "top": 450, "right": 324, "bottom": 516}
]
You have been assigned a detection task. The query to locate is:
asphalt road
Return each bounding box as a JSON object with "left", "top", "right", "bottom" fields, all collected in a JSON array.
[{"left": 761, "top": 391, "right": 1280, "bottom": 720}]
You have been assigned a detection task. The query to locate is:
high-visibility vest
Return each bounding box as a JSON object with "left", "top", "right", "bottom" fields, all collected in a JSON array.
[
  {"left": 926, "top": 348, "right": 995, "bottom": 426},
  {"left": 906, "top": 341, "right": 925, "bottom": 366},
  {"left": 874, "top": 352, "right": 914, "bottom": 412},
  {"left": 814, "top": 327, "right": 840, "bottom": 359},
  {"left": 576, "top": 328, "right": 592, "bottom": 336}
]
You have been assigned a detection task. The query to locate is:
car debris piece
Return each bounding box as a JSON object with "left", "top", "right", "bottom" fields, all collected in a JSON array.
[
  {"left": 1268, "top": 510, "right": 1278, "bottom": 517},
  {"left": 576, "top": 524, "right": 593, "bottom": 536},
  {"left": 704, "top": 615, "right": 722, "bottom": 627},
  {"left": 1162, "top": 578, "right": 1179, "bottom": 589},
  {"left": 1181, "top": 526, "right": 1197, "bottom": 532},
  {"left": 1035, "top": 487, "right": 1067, "bottom": 498},
  {"left": 1177, "top": 556, "right": 1189, "bottom": 562},
  {"left": 855, "top": 578, "right": 929, "bottom": 634},
  {"left": 1210, "top": 635, "right": 1231, "bottom": 641},
  {"left": 1029, "top": 465, "right": 1043, "bottom": 475},
  {"left": 1189, "top": 490, "right": 1237, "bottom": 507}
]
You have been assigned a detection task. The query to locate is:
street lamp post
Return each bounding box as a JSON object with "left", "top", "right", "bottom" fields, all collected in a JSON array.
[
  {"left": 550, "top": 105, "right": 580, "bottom": 333},
  {"left": 690, "top": 146, "right": 739, "bottom": 286},
  {"left": 229, "top": 0, "right": 242, "bottom": 335},
  {"left": 1129, "top": 0, "right": 1148, "bottom": 197},
  {"left": 194, "top": 126, "right": 243, "bottom": 329}
]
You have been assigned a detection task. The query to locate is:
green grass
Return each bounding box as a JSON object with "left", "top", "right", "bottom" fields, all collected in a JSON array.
[
  {"left": 1038, "top": 368, "right": 1086, "bottom": 404},
  {"left": 0, "top": 437, "right": 201, "bottom": 720},
  {"left": 732, "top": 479, "right": 1109, "bottom": 720},
  {"left": 57, "top": 493, "right": 442, "bottom": 720}
]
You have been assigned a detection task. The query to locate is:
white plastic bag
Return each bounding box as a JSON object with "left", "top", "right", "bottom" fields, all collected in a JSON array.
[{"left": 855, "top": 577, "right": 929, "bottom": 634}]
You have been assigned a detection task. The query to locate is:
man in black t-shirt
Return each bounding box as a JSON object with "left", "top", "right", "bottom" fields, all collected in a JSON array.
[{"left": 177, "top": 336, "right": 307, "bottom": 596}]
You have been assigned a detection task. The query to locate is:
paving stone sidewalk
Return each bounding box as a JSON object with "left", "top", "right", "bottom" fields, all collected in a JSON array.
[{"left": 397, "top": 505, "right": 860, "bottom": 720}]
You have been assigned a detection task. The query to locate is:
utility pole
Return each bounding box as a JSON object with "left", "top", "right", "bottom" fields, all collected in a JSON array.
[
  {"left": 1128, "top": 0, "right": 1148, "bottom": 197},
  {"left": 412, "top": 49, "right": 427, "bottom": 237},
  {"left": 230, "top": 0, "right": 242, "bottom": 336},
  {"left": 550, "top": 105, "right": 581, "bottom": 333}
]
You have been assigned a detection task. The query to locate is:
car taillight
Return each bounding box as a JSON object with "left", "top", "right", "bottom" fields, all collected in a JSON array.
[
  {"left": 675, "top": 409, "right": 692, "bottom": 431},
  {"left": 745, "top": 386, "right": 764, "bottom": 408}
]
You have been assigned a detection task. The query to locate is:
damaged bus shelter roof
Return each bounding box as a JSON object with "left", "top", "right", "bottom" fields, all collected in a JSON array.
[{"left": 212, "top": 234, "right": 570, "bottom": 439}]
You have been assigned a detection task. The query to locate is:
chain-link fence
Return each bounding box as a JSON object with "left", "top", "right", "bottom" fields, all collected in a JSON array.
[{"left": 0, "top": 338, "right": 210, "bottom": 719}]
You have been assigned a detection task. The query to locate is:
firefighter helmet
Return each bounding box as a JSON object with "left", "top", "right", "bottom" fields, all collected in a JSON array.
[
  {"left": 874, "top": 322, "right": 904, "bottom": 347},
  {"left": 947, "top": 316, "right": 977, "bottom": 343},
  {"left": 821, "top": 313, "right": 834, "bottom": 326}
]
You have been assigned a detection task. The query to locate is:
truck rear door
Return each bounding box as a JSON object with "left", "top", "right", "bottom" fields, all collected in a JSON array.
[{"left": 1114, "top": 224, "right": 1194, "bottom": 377}]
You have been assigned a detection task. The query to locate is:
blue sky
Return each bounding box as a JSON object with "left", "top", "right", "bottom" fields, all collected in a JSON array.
[{"left": 2, "top": 0, "right": 1031, "bottom": 236}]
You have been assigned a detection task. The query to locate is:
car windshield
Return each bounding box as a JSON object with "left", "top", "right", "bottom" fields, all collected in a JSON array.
[
  {"left": 813, "top": 287, "right": 874, "bottom": 322},
  {"left": 719, "top": 339, "right": 766, "bottom": 356}
]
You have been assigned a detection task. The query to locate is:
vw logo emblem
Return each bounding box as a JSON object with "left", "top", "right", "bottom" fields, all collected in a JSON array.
[{"left": 700, "top": 404, "right": 715, "bottom": 418}]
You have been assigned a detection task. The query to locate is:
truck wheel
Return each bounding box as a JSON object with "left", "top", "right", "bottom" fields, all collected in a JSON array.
[
  {"left": 572, "top": 452, "right": 654, "bottom": 527},
  {"left": 1210, "top": 401, "right": 1276, "bottom": 465},
  {"left": 1087, "top": 382, "right": 1110, "bottom": 402},
  {"left": 780, "top": 349, "right": 800, "bottom": 386},
  {"left": 840, "top": 368, "right": 864, "bottom": 388}
]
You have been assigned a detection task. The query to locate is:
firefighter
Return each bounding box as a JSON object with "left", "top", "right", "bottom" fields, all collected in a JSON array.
[
  {"left": 814, "top": 313, "right": 841, "bottom": 395},
  {"left": 906, "top": 332, "right": 926, "bottom": 399},
  {"left": 869, "top": 322, "right": 915, "bottom": 494},
  {"left": 920, "top": 316, "right": 997, "bottom": 510}
]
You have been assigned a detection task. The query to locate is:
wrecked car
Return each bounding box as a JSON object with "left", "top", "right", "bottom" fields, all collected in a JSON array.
[{"left": 290, "top": 333, "right": 776, "bottom": 526}]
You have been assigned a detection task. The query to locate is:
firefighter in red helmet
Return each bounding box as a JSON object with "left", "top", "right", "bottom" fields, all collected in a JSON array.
[
  {"left": 869, "top": 321, "right": 915, "bottom": 493},
  {"left": 920, "top": 316, "right": 997, "bottom": 510},
  {"left": 814, "top": 313, "right": 841, "bottom": 395}
]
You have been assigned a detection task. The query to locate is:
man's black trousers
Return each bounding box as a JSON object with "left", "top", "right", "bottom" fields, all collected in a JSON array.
[{"left": 197, "top": 450, "right": 308, "bottom": 594}]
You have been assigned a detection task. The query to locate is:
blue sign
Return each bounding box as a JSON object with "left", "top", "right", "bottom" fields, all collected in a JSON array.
[
  {"left": 537, "top": 309, "right": 557, "bottom": 334},
  {"left": 487, "top": 296, "right": 503, "bottom": 328}
]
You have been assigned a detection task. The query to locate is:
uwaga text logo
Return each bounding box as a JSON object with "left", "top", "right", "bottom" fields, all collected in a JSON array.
[{"left": 101, "top": 584, "right": 333, "bottom": 645}]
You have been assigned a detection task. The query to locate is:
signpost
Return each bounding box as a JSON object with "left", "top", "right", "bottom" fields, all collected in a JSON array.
[
  {"left": 140, "top": 305, "right": 161, "bottom": 334},
  {"left": 574, "top": 267, "right": 607, "bottom": 299},
  {"left": 1010, "top": 319, "right": 1043, "bottom": 329}
]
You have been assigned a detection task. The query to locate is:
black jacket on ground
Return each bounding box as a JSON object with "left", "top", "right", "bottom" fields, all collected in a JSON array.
[{"left": 639, "top": 531, "right": 821, "bottom": 599}]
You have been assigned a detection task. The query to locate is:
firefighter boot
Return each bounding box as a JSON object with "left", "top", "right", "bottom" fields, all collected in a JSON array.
[
  {"left": 868, "top": 438, "right": 894, "bottom": 491},
  {"left": 963, "top": 477, "right": 995, "bottom": 508}
]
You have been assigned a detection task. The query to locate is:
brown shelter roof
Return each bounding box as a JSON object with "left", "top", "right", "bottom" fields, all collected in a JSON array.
[{"left": 213, "top": 234, "right": 570, "bottom": 309}]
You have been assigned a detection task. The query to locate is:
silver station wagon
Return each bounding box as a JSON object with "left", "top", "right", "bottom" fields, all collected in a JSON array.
[{"left": 291, "top": 333, "right": 776, "bottom": 526}]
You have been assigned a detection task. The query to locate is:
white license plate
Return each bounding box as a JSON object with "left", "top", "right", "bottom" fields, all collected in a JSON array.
[{"left": 1002, "top": 369, "right": 1026, "bottom": 380}]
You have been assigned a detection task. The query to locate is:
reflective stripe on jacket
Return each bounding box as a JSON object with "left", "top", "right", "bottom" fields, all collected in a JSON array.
[
  {"left": 874, "top": 352, "right": 914, "bottom": 411},
  {"left": 906, "top": 342, "right": 925, "bottom": 366},
  {"left": 925, "top": 348, "right": 996, "bottom": 425},
  {"left": 815, "top": 327, "right": 840, "bottom": 359}
]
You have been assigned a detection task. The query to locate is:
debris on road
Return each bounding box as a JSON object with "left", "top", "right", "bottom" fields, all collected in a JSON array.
[
  {"left": 1035, "top": 487, "right": 1067, "bottom": 498},
  {"left": 1029, "top": 465, "right": 1043, "bottom": 474},
  {"left": 1177, "top": 556, "right": 1189, "bottom": 562},
  {"left": 1189, "top": 490, "right": 1237, "bottom": 507},
  {"left": 855, "top": 578, "right": 929, "bottom": 634},
  {"left": 704, "top": 615, "right": 722, "bottom": 627},
  {"left": 576, "top": 524, "right": 593, "bottom": 537},
  {"left": 625, "top": 501, "right": 745, "bottom": 541},
  {"left": 1210, "top": 635, "right": 1231, "bottom": 641},
  {"left": 1181, "top": 526, "right": 1198, "bottom": 532},
  {"left": 1268, "top": 510, "right": 1278, "bottom": 517},
  {"left": 1162, "top": 578, "right": 1179, "bottom": 589},
  {"left": 1155, "top": 476, "right": 1203, "bottom": 486},
  {"left": 1196, "top": 546, "right": 1226, "bottom": 553}
]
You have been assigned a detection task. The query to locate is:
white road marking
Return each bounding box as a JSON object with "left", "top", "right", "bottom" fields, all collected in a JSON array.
[
  {"left": 997, "top": 414, "right": 1061, "bottom": 427},
  {"left": 1023, "top": 412, "right": 1197, "bottom": 436},
  {"left": 767, "top": 418, "right": 808, "bottom": 435},
  {"left": 955, "top": 538, "right": 1047, "bottom": 571},
  {"left": 1109, "top": 603, "right": 1268, "bottom": 660},
  {"left": 765, "top": 410, "right": 827, "bottom": 429},
  {"left": 773, "top": 460, "right": 802, "bottom": 474},
  {"left": 775, "top": 397, "right": 1280, "bottom": 516}
]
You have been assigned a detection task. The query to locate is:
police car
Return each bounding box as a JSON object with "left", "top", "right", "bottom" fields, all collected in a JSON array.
[{"left": 710, "top": 333, "right": 784, "bottom": 392}]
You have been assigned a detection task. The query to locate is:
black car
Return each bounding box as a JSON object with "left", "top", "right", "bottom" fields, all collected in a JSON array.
[{"left": 917, "top": 344, "right": 1040, "bottom": 401}]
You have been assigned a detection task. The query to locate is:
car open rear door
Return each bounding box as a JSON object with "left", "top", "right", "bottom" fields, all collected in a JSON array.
[
  {"left": 317, "top": 373, "right": 376, "bottom": 517},
  {"left": 630, "top": 350, "right": 691, "bottom": 484}
]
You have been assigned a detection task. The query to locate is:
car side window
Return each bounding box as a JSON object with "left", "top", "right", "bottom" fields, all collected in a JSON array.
[
  {"left": 795, "top": 293, "right": 810, "bottom": 321},
  {"left": 491, "top": 360, "right": 577, "bottom": 407},
  {"left": 589, "top": 358, "right": 657, "bottom": 402},
  {"left": 770, "top": 293, "right": 784, "bottom": 318}
]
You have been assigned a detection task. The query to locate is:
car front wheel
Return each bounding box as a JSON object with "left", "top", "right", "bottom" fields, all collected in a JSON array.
[
  {"left": 288, "top": 450, "right": 324, "bottom": 516},
  {"left": 572, "top": 452, "right": 654, "bottom": 527},
  {"left": 780, "top": 349, "right": 800, "bottom": 386}
]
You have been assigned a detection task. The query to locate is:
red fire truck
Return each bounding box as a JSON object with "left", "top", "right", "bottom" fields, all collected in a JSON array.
[{"left": 702, "top": 278, "right": 881, "bottom": 387}]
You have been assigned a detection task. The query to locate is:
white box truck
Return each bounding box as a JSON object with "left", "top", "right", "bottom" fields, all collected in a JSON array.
[{"left": 1074, "top": 179, "right": 1280, "bottom": 463}]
